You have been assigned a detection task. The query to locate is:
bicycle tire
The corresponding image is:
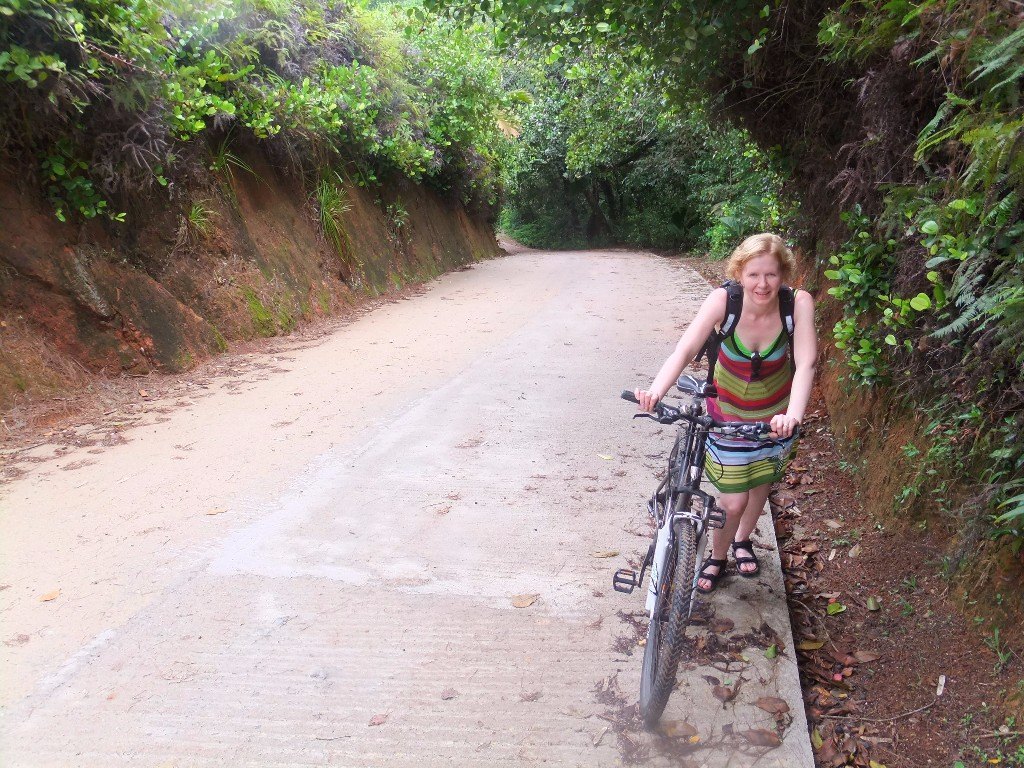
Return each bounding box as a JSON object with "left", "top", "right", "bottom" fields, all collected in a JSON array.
[{"left": 638, "top": 516, "right": 698, "bottom": 728}]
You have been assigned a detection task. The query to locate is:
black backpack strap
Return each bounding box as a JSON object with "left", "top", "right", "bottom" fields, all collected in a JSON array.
[
  {"left": 701, "top": 281, "right": 743, "bottom": 382},
  {"left": 779, "top": 286, "right": 796, "bottom": 372},
  {"left": 719, "top": 280, "right": 743, "bottom": 338}
]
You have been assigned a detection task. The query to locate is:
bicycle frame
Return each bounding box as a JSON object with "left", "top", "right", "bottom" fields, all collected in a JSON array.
[
  {"left": 616, "top": 374, "right": 750, "bottom": 599},
  {"left": 615, "top": 375, "right": 788, "bottom": 727},
  {"left": 644, "top": 403, "right": 721, "bottom": 615}
]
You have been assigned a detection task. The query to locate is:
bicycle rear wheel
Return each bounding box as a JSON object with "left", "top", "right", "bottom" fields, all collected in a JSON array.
[{"left": 638, "top": 517, "right": 698, "bottom": 728}]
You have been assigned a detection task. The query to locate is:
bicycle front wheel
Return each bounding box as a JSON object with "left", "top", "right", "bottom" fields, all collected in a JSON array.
[{"left": 638, "top": 518, "right": 698, "bottom": 728}]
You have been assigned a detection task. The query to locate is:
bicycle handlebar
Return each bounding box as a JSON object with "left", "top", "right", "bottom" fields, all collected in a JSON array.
[{"left": 621, "top": 389, "right": 780, "bottom": 440}]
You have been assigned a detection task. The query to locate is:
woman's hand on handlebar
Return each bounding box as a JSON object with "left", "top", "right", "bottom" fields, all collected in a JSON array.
[
  {"left": 634, "top": 388, "right": 661, "bottom": 413},
  {"left": 769, "top": 413, "right": 801, "bottom": 439}
]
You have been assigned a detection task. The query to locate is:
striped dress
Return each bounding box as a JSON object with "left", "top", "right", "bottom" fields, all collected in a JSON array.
[{"left": 704, "top": 322, "right": 798, "bottom": 494}]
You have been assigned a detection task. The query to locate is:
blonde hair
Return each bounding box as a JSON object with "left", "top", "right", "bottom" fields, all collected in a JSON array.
[{"left": 725, "top": 233, "right": 796, "bottom": 282}]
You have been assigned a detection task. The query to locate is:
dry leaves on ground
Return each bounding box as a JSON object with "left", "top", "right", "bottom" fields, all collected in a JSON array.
[
  {"left": 511, "top": 593, "right": 539, "bottom": 608},
  {"left": 740, "top": 728, "right": 782, "bottom": 747}
]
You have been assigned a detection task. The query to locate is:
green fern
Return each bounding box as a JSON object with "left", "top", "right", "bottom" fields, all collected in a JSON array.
[{"left": 970, "top": 24, "right": 1024, "bottom": 91}]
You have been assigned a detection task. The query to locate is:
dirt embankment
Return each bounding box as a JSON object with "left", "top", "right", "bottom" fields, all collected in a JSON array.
[{"left": 0, "top": 145, "right": 497, "bottom": 421}]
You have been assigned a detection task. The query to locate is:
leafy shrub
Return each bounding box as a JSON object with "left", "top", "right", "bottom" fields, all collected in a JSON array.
[
  {"left": 0, "top": 0, "right": 510, "bottom": 222},
  {"left": 817, "top": 1, "right": 1024, "bottom": 536}
]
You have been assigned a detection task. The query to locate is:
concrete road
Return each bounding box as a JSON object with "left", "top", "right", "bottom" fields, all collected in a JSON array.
[{"left": 0, "top": 249, "right": 813, "bottom": 767}]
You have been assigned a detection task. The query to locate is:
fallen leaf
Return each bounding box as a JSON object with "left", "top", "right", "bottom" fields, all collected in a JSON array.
[
  {"left": 598, "top": 454, "right": 613, "bottom": 460},
  {"left": 848, "top": 543, "right": 861, "bottom": 558},
  {"left": 713, "top": 684, "right": 740, "bottom": 704},
  {"left": 824, "top": 519, "right": 843, "bottom": 530},
  {"left": 368, "top": 713, "right": 388, "bottom": 726},
  {"left": 854, "top": 650, "right": 881, "bottom": 663},
  {"left": 826, "top": 602, "right": 846, "bottom": 616},
  {"left": 740, "top": 728, "right": 782, "bottom": 747},
  {"left": 866, "top": 596, "right": 881, "bottom": 611},
  {"left": 659, "top": 720, "right": 698, "bottom": 739},
  {"left": 796, "top": 639, "right": 825, "bottom": 651},
  {"left": 440, "top": 688, "right": 458, "bottom": 700},
  {"left": 755, "top": 696, "right": 790, "bottom": 715},
  {"left": 139, "top": 389, "right": 149, "bottom": 397},
  {"left": 869, "top": 762, "right": 888, "bottom": 768},
  {"left": 590, "top": 550, "right": 619, "bottom": 558},
  {"left": 936, "top": 674, "right": 946, "bottom": 696},
  {"left": 811, "top": 728, "right": 824, "bottom": 749},
  {"left": 511, "top": 594, "right": 539, "bottom": 608},
  {"left": 829, "top": 648, "right": 855, "bottom": 665},
  {"left": 764, "top": 644, "right": 778, "bottom": 659},
  {"left": 39, "top": 590, "right": 60, "bottom": 602},
  {"left": 205, "top": 508, "right": 227, "bottom": 516},
  {"left": 818, "top": 591, "right": 841, "bottom": 600},
  {"left": 801, "top": 542, "right": 821, "bottom": 554},
  {"left": 709, "top": 617, "right": 735, "bottom": 634}
]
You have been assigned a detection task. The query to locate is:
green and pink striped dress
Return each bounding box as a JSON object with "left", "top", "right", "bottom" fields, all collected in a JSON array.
[{"left": 704, "top": 323, "right": 798, "bottom": 494}]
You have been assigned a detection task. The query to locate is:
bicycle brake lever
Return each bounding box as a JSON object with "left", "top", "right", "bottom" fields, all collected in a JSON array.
[{"left": 632, "top": 412, "right": 658, "bottom": 421}]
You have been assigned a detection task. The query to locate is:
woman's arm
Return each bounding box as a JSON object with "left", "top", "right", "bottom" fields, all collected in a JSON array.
[
  {"left": 636, "top": 288, "right": 728, "bottom": 411},
  {"left": 770, "top": 289, "right": 817, "bottom": 437}
]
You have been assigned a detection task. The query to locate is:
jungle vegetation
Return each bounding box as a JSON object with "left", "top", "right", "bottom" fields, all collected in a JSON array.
[
  {"left": 2, "top": 0, "right": 1023, "bottom": 553},
  {"left": 426, "top": 0, "right": 1024, "bottom": 558},
  {"left": 0, "top": 0, "right": 510, "bottom": 223}
]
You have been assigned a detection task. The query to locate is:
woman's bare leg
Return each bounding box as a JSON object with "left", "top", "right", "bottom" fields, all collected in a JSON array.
[
  {"left": 697, "top": 490, "right": 748, "bottom": 590},
  {"left": 733, "top": 483, "right": 773, "bottom": 573}
]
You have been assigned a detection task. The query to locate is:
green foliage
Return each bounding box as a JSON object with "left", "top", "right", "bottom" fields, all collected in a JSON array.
[
  {"left": 187, "top": 200, "right": 213, "bottom": 238},
  {"left": 422, "top": 0, "right": 770, "bottom": 83},
  {"left": 815, "top": 1, "right": 1024, "bottom": 538},
  {"left": 41, "top": 140, "right": 122, "bottom": 222},
  {"left": 315, "top": 170, "right": 352, "bottom": 258},
  {"left": 383, "top": 198, "right": 410, "bottom": 251},
  {"left": 500, "top": 44, "right": 789, "bottom": 251},
  {"left": 0, "top": 0, "right": 510, "bottom": 221}
]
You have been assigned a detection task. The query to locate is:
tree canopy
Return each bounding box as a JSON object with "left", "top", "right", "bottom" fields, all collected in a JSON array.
[{"left": 431, "top": 0, "right": 1024, "bottom": 542}]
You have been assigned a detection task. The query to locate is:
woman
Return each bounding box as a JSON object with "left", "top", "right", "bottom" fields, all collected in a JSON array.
[{"left": 634, "top": 233, "right": 816, "bottom": 593}]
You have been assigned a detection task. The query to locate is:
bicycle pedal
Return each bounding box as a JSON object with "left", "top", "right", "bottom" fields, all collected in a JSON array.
[
  {"left": 613, "top": 568, "right": 638, "bottom": 594},
  {"left": 709, "top": 507, "right": 727, "bottom": 529}
]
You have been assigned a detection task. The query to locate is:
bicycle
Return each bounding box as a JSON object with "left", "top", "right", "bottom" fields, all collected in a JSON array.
[{"left": 613, "top": 373, "right": 783, "bottom": 728}]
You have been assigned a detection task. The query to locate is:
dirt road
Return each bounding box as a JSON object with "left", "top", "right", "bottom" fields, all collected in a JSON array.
[{"left": 0, "top": 249, "right": 811, "bottom": 766}]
